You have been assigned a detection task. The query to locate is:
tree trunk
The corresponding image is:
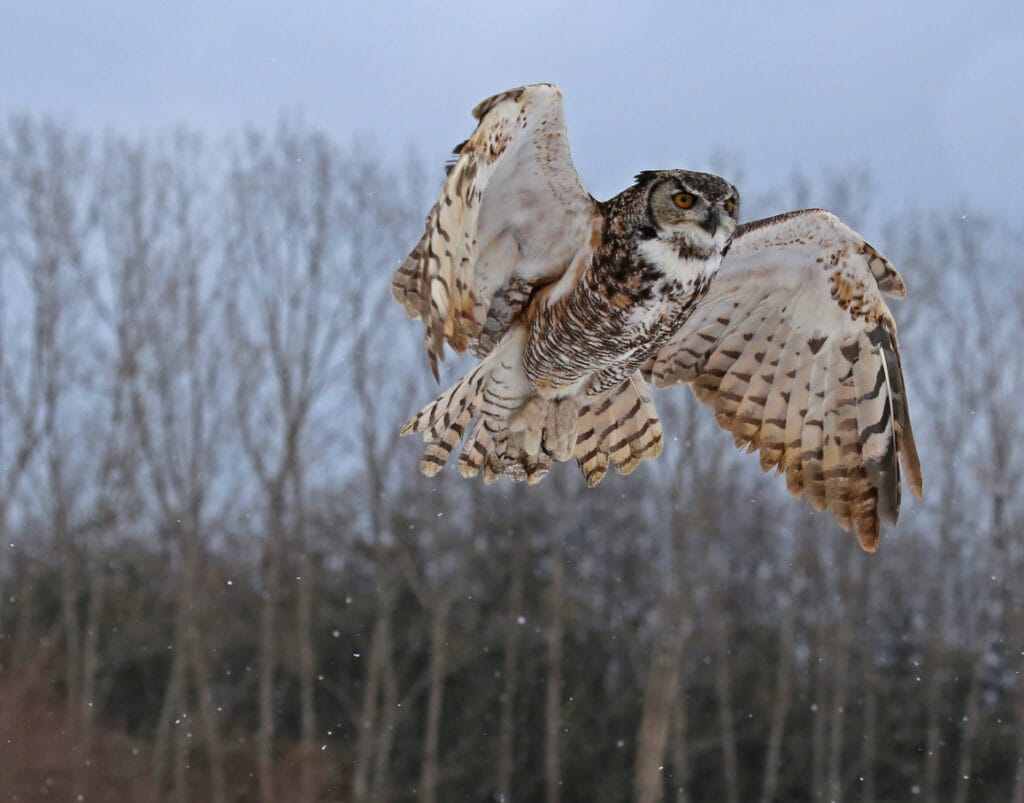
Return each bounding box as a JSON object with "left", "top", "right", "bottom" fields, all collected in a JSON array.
[
  {"left": 297, "top": 547, "right": 318, "bottom": 803},
  {"left": 671, "top": 689, "right": 691, "bottom": 803},
  {"left": 635, "top": 609, "right": 687, "bottom": 803},
  {"left": 812, "top": 602, "right": 829, "bottom": 801},
  {"left": 53, "top": 480, "right": 81, "bottom": 726},
  {"left": 291, "top": 453, "right": 317, "bottom": 803},
  {"left": 952, "top": 661, "right": 981, "bottom": 803},
  {"left": 861, "top": 639, "right": 878, "bottom": 803},
  {"left": 189, "top": 612, "right": 226, "bottom": 803},
  {"left": 1012, "top": 683, "right": 1024, "bottom": 803},
  {"left": 828, "top": 565, "right": 854, "bottom": 803},
  {"left": 924, "top": 470, "right": 958, "bottom": 803},
  {"left": 152, "top": 602, "right": 187, "bottom": 800},
  {"left": 760, "top": 597, "right": 794, "bottom": 803},
  {"left": 497, "top": 534, "right": 526, "bottom": 801},
  {"left": 420, "top": 598, "right": 451, "bottom": 803},
  {"left": 545, "top": 547, "right": 565, "bottom": 803},
  {"left": 860, "top": 563, "right": 879, "bottom": 803},
  {"left": 353, "top": 606, "right": 386, "bottom": 803},
  {"left": 75, "top": 544, "right": 105, "bottom": 794},
  {"left": 922, "top": 621, "right": 944, "bottom": 800},
  {"left": 712, "top": 600, "right": 740, "bottom": 803},
  {"left": 173, "top": 696, "right": 189, "bottom": 803},
  {"left": 258, "top": 499, "right": 283, "bottom": 803},
  {"left": 1011, "top": 586, "right": 1024, "bottom": 803},
  {"left": 372, "top": 608, "right": 399, "bottom": 803}
]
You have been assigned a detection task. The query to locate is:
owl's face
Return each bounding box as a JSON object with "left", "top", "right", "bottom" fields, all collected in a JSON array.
[{"left": 643, "top": 170, "right": 739, "bottom": 253}]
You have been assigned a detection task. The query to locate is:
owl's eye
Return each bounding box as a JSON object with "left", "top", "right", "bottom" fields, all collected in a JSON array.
[
  {"left": 724, "top": 198, "right": 736, "bottom": 214},
  {"left": 672, "top": 192, "right": 695, "bottom": 210}
]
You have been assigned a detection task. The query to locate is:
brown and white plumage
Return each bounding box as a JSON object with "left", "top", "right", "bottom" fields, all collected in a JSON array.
[
  {"left": 644, "top": 210, "right": 922, "bottom": 550},
  {"left": 392, "top": 84, "right": 600, "bottom": 378},
  {"left": 393, "top": 83, "right": 922, "bottom": 550}
]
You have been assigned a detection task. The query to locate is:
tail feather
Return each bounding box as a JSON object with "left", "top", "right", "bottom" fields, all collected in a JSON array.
[
  {"left": 402, "top": 330, "right": 540, "bottom": 480},
  {"left": 575, "top": 374, "right": 663, "bottom": 486},
  {"left": 401, "top": 359, "right": 490, "bottom": 477},
  {"left": 403, "top": 349, "right": 664, "bottom": 487}
]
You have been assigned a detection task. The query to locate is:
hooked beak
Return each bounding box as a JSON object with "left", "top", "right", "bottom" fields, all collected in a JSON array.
[{"left": 700, "top": 208, "right": 720, "bottom": 235}]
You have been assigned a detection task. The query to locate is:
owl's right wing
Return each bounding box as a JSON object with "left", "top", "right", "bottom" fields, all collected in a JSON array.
[
  {"left": 393, "top": 84, "right": 600, "bottom": 380},
  {"left": 644, "top": 209, "right": 922, "bottom": 551}
]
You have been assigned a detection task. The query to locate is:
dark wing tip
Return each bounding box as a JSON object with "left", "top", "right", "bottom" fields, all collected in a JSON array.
[{"left": 880, "top": 322, "right": 923, "bottom": 502}]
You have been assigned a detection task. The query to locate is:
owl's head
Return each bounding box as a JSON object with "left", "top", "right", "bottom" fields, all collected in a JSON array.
[{"left": 635, "top": 170, "right": 739, "bottom": 254}]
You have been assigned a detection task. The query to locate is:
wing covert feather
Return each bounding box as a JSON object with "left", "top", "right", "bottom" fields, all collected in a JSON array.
[{"left": 644, "top": 209, "right": 922, "bottom": 550}]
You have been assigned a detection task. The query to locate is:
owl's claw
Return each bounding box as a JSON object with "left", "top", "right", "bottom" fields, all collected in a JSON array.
[
  {"left": 509, "top": 396, "right": 547, "bottom": 456},
  {"left": 544, "top": 398, "right": 578, "bottom": 461},
  {"left": 510, "top": 396, "right": 578, "bottom": 462}
]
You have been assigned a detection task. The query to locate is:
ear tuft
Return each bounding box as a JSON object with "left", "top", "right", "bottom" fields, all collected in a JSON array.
[{"left": 634, "top": 170, "right": 663, "bottom": 186}]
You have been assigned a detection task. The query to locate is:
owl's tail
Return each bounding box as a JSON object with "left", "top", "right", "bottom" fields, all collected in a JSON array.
[
  {"left": 403, "top": 331, "right": 666, "bottom": 487},
  {"left": 401, "top": 329, "right": 549, "bottom": 483}
]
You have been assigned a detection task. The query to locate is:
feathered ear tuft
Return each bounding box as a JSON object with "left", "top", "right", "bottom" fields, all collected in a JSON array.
[{"left": 634, "top": 170, "right": 663, "bottom": 186}]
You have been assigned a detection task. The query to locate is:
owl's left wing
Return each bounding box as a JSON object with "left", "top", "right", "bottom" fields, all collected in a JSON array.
[
  {"left": 393, "top": 84, "right": 600, "bottom": 379},
  {"left": 644, "top": 209, "right": 922, "bottom": 551}
]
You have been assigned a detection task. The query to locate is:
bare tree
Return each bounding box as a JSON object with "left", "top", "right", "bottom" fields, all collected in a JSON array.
[
  {"left": 0, "top": 124, "right": 45, "bottom": 638},
  {"left": 4, "top": 120, "right": 95, "bottom": 753},
  {"left": 224, "top": 122, "right": 347, "bottom": 803},
  {"left": 3, "top": 121, "right": 1024, "bottom": 803},
  {"left": 94, "top": 132, "right": 231, "bottom": 802}
]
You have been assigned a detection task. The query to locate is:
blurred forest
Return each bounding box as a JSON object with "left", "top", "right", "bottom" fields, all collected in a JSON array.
[{"left": 0, "top": 117, "right": 1022, "bottom": 803}]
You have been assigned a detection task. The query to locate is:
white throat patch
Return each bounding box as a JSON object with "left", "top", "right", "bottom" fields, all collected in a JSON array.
[{"left": 637, "top": 237, "right": 722, "bottom": 285}]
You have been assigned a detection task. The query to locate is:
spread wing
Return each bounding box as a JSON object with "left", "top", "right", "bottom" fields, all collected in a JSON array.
[
  {"left": 644, "top": 209, "right": 922, "bottom": 551},
  {"left": 392, "top": 83, "right": 600, "bottom": 379}
]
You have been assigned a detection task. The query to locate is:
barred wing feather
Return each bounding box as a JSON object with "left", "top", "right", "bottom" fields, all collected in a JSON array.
[{"left": 645, "top": 209, "right": 922, "bottom": 551}]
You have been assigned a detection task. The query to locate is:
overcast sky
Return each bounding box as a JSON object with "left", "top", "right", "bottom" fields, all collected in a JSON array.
[{"left": 3, "top": 1, "right": 1022, "bottom": 224}]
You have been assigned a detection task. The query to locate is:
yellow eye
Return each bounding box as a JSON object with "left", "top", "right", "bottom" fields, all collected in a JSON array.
[
  {"left": 672, "top": 191, "right": 695, "bottom": 209},
  {"left": 724, "top": 198, "right": 736, "bottom": 214}
]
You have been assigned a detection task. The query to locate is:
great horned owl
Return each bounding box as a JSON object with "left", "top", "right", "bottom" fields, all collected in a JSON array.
[{"left": 392, "top": 83, "right": 922, "bottom": 551}]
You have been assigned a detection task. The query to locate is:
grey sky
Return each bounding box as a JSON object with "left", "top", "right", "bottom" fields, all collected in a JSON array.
[{"left": 3, "top": 1, "right": 1023, "bottom": 224}]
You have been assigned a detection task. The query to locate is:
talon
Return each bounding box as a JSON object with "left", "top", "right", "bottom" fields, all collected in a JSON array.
[
  {"left": 552, "top": 398, "right": 578, "bottom": 461},
  {"left": 510, "top": 396, "right": 548, "bottom": 456},
  {"left": 543, "top": 403, "right": 560, "bottom": 456},
  {"left": 542, "top": 397, "right": 578, "bottom": 462},
  {"left": 524, "top": 454, "right": 548, "bottom": 485}
]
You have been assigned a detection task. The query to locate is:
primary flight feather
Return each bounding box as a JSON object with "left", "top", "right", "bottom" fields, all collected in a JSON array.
[{"left": 392, "top": 83, "right": 922, "bottom": 551}]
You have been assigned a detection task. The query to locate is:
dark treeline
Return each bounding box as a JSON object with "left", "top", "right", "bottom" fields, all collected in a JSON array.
[{"left": 0, "top": 117, "right": 1021, "bottom": 803}]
